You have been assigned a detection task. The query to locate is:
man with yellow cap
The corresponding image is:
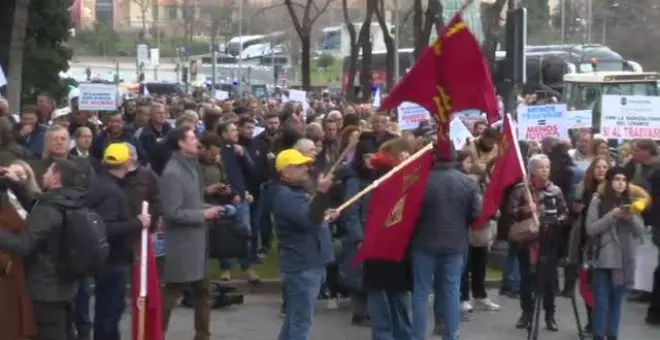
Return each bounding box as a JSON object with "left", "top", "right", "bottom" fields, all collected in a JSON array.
[
  {"left": 80, "top": 142, "right": 151, "bottom": 340},
  {"left": 271, "top": 148, "right": 338, "bottom": 340}
]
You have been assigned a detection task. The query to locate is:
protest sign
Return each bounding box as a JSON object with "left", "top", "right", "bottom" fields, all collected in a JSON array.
[
  {"left": 78, "top": 83, "right": 118, "bottom": 111},
  {"left": 565, "top": 110, "right": 592, "bottom": 129},
  {"left": 517, "top": 104, "right": 568, "bottom": 141},
  {"left": 449, "top": 117, "right": 473, "bottom": 150},
  {"left": 0, "top": 65, "right": 6, "bottom": 87},
  {"left": 600, "top": 95, "right": 660, "bottom": 140},
  {"left": 288, "top": 89, "right": 309, "bottom": 116},
  {"left": 214, "top": 90, "right": 229, "bottom": 100},
  {"left": 397, "top": 102, "right": 429, "bottom": 130}
]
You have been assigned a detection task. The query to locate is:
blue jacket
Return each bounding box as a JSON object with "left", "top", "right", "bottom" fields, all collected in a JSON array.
[
  {"left": 90, "top": 129, "right": 145, "bottom": 163},
  {"left": 271, "top": 181, "right": 334, "bottom": 273},
  {"left": 221, "top": 144, "right": 255, "bottom": 199},
  {"left": 17, "top": 124, "right": 46, "bottom": 157},
  {"left": 337, "top": 167, "right": 369, "bottom": 291},
  {"left": 412, "top": 162, "right": 481, "bottom": 254}
]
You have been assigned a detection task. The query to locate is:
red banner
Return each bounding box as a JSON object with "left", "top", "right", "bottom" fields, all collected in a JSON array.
[
  {"left": 353, "top": 149, "right": 433, "bottom": 264},
  {"left": 131, "top": 237, "right": 163, "bottom": 340}
]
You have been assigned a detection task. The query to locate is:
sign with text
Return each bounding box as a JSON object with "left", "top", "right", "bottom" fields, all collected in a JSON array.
[
  {"left": 78, "top": 83, "right": 118, "bottom": 111},
  {"left": 449, "top": 117, "right": 473, "bottom": 150},
  {"left": 566, "top": 110, "right": 593, "bottom": 129},
  {"left": 398, "top": 102, "right": 429, "bottom": 130},
  {"left": 600, "top": 95, "right": 660, "bottom": 140},
  {"left": 517, "top": 104, "right": 568, "bottom": 141}
]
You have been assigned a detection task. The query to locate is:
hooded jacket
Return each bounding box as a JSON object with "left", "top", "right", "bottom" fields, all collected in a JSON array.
[{"left": 0, "top": 186, "right": 86, "bottom": 302}]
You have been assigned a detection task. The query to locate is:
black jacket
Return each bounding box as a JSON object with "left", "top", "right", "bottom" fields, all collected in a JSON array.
[
  {"left": 138, "top": 123, "right": 172, "bottom": 175},
  {"left": 0, "top": 184, "right": 85, "bottom": 302},
  {"left": 86, "top": 171, "right": 142, "bottom": 265}
]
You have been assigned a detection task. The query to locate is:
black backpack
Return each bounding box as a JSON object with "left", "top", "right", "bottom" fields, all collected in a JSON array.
[{"left": 57, "top": 206, "right": 109, "bottom": 280}]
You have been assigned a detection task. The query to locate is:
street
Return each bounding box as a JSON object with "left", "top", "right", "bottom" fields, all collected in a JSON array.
[{"left": 119, "top": 290, "right": 660, "bottom": 340}]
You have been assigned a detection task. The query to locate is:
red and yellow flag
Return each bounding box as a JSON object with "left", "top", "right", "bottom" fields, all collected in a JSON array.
[
  {"left": 353, "top": 149, "right": 433, "bottom": 264},
  {"left": 472, "top": 114, "right": 525, "bottom": 229},
  {"left": 380, "top": 14, "right": 500, "bottom": 159}
]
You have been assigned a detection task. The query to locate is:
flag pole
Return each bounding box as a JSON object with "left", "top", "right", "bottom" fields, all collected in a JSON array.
[
  {"left": 507, "top": 114, "right": 538, "bottom": 224},
  {"left": 333, "top": 143, "right": 434, "bottom": 215},
  {"left": 137, "top": 201, "right": 149, "bottom": 340}
]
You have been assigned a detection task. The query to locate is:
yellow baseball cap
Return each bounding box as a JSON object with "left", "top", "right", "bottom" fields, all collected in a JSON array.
[
  {"left": 275, "top": 149, "right": 313, "bottom": 172},
  {"left": 103, "top": 143, "right": 131, "bottom": 166}
]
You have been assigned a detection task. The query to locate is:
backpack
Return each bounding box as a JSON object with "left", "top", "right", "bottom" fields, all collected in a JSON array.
[{"left": 57, "top": 206, "right": 109, "bottom": 280}]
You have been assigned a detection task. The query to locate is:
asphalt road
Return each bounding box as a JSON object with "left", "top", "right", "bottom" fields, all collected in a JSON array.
[{"left": 118, "top": 290, "right": 660, "bottom": 340}]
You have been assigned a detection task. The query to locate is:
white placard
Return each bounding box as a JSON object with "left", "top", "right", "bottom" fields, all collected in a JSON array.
[
  {"left": 565, "top": 110, "right": 593, "bottom": 129},
  {"left": 253, "top": 126, "right": 265, "bottom": 137},
  {"left": 136, "top": 44, "right": 150, "bottom": 66},
  {"left": 634, "top": 238, "right": 659, "bottom": 292},
  {"left": 150, "top": 48, "right": 160, "bottom": 66},
  {"left": 372, "top": 87, "right": 381, "bottom": 108},
  {"left": 214, "top": 90, "right": 229, "bottom": 100},
  {"left": 0, "top": 65, "right": 6, "bottom": 87},
  {"left": 288, "top": 89, "right": 309, "bottom": 116},
  {"left": 600, "top": 95, "right": 660, "bottom": 140},
  {"left": 397, "top": 102, "right": 429, "bottom": 130},
  {"left": 516, "top": 104, "right": 568, "bottom": 141},
  {"left": 78, "top": 83, "right": 118, "bottom": 111},
  {"left": 449, "top": 117, "right": 473, "bottom": 150}
]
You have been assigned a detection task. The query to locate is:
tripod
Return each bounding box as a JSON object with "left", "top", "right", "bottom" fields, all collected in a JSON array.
[{"left": 526, "top": 224, "right": 585, "bottom": 340}]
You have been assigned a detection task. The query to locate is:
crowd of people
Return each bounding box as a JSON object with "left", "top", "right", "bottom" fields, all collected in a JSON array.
[{"left": 0, "top": 90, "right": 657, "bottom": 340}]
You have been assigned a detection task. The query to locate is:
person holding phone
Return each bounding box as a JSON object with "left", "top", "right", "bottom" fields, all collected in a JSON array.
[{"left": 585, "top": 167, "right": 646, "bottom": 340}]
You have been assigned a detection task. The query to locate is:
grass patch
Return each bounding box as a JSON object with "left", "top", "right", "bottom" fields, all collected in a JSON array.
[{"left": 310, "top": 58, "right": 342, "bottom": 86}]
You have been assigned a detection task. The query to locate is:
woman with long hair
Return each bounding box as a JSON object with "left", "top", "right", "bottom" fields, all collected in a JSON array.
[
  {"left": 337, "top": 126, "right": 360, "bottom": 165},
  {"left": 585, "top": 167, "right": 646, "bottom": 340},
  {"left": 508, "top": 154, "right": 568, "bottom": 331}
]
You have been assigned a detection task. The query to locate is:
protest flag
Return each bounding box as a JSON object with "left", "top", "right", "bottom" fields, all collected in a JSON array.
[
  {"left": 472, "top": 114, "right": 526, "bottom": 229},
  {"left": 351, "top": 144, "right": 434, "bottom": 265},
  {"left": 131, "top": 202, "right": 162, "bottom": 340}
]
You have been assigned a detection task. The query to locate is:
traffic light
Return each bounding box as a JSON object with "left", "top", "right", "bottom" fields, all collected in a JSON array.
[
  {"left": 189, "top": 60, "right": 198, "bottom": 81},
  {"left": 182, "top": 66, "right": 189, "bottom": 83}
]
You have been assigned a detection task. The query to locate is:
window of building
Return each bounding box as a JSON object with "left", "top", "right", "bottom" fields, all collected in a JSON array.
[{"left": 165, "top": 5, "right": 178, "bottom": 20}]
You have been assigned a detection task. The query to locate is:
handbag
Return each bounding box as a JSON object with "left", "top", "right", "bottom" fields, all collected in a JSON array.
[
  {"left": 508, "top": 217, "right": 539, "bottom": 243},
  {"left": 208, "top": 217, "right": 250, "bottom": 259},
  {"left": 468, "top": 220, "right": 497, "bottom": 247}
]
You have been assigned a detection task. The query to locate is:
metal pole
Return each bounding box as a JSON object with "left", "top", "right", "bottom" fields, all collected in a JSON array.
[
  {"left": 238, "top": 0, "right": 243, "bottom": 92},
  {"left": 587, "top": 0, "right": 592, "bottom": 43},
  {"left": 393, "top": 0, "right": 400, "bottom": 82},
  {"left": 154, "top": 19, "right": 160, "bottom": 80},
  {"left": 560, "top": 0, "right": 565, "bottom": 44},
  {"left": 602, "top": 12, "right": 607, "bottom": 44},
  {"left": 212, "top": 50, "right": 217, "bottom": 95}
]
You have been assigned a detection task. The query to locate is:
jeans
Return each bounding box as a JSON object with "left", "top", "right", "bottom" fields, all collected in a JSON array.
[
  {"left": 591, "top": 269, "right": 627, "bottom": 337},
  {"left": 249, "top": 196, "right": 261, "bottom": 261},
  {"left": 161, "top": 279, "right": 211, "bottom": 340},
  {"left": 32, "top": 300, "right": 75, "bottom": 340},
  {"left": 411, "top": 250, "right": 465, "bottom": 340},
  {"left": 219, "top": 201, "right": 252, "bottom": 271},
  {"left": 461, "top": 245, "right": 488, "bottom": 301},
  {"left": 73, "top": 278, "right": 92, "bottom": 337},
  {"left": 94, "top": 265, "right": 128, "bottom": 340},
  {"left": 278, "top": 266, "right": 326, "bottom": 340},
  {"left": 368, "top": 290, "right": 412, "bottom": 340},
  {"left": 258, "top": 181, "right": 274, "bottom": 252},
  {"left": 500, "top": 242, "right": 520, "bottom": 292}
]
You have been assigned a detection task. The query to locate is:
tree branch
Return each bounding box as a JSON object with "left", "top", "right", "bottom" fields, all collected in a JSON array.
[
  {"left": 285, "top": 0, "right": 305, "bottom": 36},
  {"left": 310, "top": 0, "right": 337, "bottom": 27},
  {"left": 255, "top": 2, "right": 304, "bottom": 17}
]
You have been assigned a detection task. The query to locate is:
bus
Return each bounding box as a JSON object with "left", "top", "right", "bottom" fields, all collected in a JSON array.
[
  {"left": 225, "top": 32, "right": 287, "bottom": 57},
  {"left": 563, "top": 71, "right": 660, "bottom": 130},
  {"left": 341, "top": 48, "right": 415, "bottom": 92},
  {"left": 493, "top": 44, "right": 642, "bottom": 95}
]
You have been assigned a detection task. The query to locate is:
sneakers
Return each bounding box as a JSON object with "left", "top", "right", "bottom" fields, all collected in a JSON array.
[
  {"left": 327, "top": 297, "right": 339, "bottom": 310},
  {"left": 244, "top": 269, "right": 261, "bottom": 283},
  {"left": 473, "top": 298, "right": 500, "bottom": 311},
  {"left": 460, "top": 301, "right": 473, "bottom": 313}
]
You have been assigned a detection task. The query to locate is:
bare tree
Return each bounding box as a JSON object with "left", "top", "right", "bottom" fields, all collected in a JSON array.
[
  {"left": 199, "top": 0, "right": 235, "bottom": 50},
  {"left": 412, "top": 0, "right": 437, "bottom": 59},
  {"left": 342, "top": 0, "right": 359, "bottom": 101},
  {"left": 179, "top": 0, "right": 196, "bottom": 47},
  {"left": 132, "top": 0, "right": 152, "bottom": 36},
  {"left": 358, "top": 0, "right": 376, "bottom": 101},
  {"left": 481, "top": 0, "right": 507, "bottom": 67},
  {"left": 374, "top": 0, "right": 394, "bottom": 90},
  {"left": 6, "top": 0, "right": 31, "bottom": 113},
  {"left": 284, "top": 0, "right": 337, "bottom": 90}
]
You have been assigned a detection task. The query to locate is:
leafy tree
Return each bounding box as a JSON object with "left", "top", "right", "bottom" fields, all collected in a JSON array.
[
  {"left": 523, "top": 0, "right": 552, "bottom": 43},
  {"left": 0, "top": 0, "right": 72, "bottom": 107}
]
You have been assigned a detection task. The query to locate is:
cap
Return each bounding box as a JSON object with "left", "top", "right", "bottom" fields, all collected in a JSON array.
[
  {"left": 51, "top": 107, "right": 71, "bottom": 121},
  {"left": 103, "top": 143, "right": 131, "bottom": 166},
  {"left": 275, "top": 149, "right": 312, "bottom": 172}
]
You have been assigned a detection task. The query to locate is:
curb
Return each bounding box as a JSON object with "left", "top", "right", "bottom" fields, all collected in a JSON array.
[{"left": 220, "top": 278, "right": 502, "bottom": 295}]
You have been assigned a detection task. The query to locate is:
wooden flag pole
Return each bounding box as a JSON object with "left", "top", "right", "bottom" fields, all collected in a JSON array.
[
  {"left": 333, "top": 143, "right": 434, "bottom": 215},
  {"left": 137, "top": 201, "right": 149, "bottom": 340}
]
